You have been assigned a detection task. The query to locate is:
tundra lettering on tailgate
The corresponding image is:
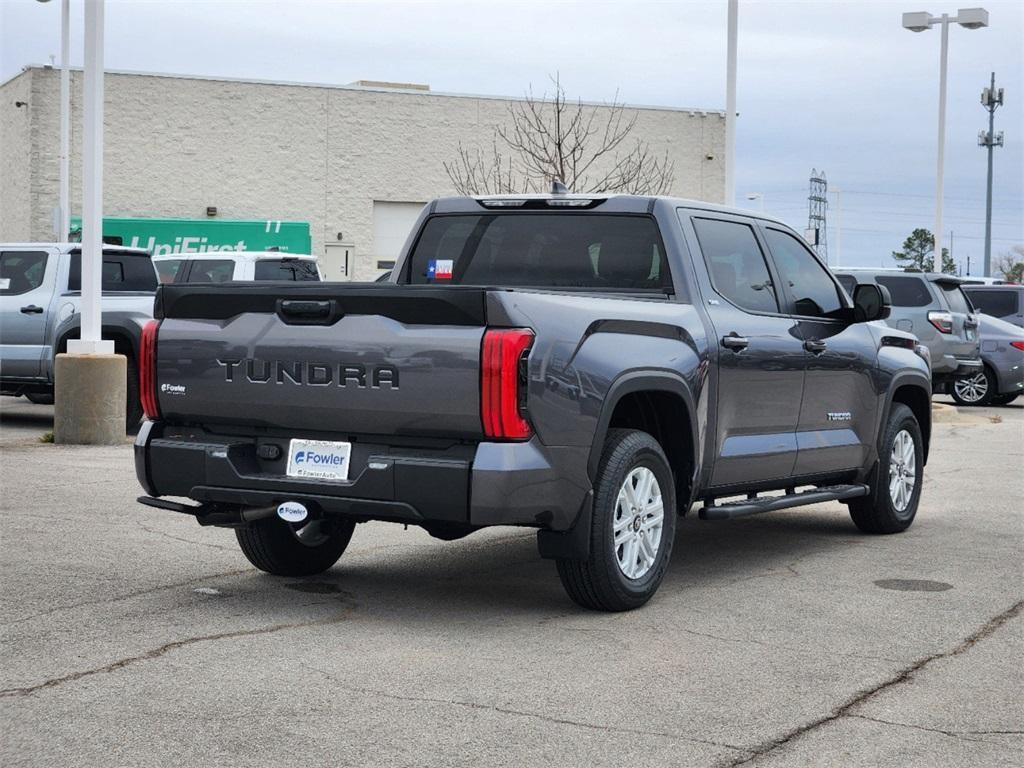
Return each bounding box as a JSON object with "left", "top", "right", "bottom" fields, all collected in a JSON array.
[{"left": 216, "top": 358, "right": 399, "bottom": 389}]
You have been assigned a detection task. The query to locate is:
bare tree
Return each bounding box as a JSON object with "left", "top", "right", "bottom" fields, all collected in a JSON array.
[
  {"left": 444, "top": 75, "right": 675, "bottom": 195},
  {"left": 994, "top": 245, "right": 1024, "bottom": 283}
]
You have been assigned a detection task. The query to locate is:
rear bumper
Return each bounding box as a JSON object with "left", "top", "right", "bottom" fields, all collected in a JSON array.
[
  {"left": 932, "top": 356, "right": 982, "bottom": 389},
  {"left": 134, "top": 421, "right": 590, "bottom": 531}
]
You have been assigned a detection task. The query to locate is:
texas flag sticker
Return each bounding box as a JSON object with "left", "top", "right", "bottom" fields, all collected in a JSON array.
[{"left": 427, "top": 259, "right": 454, "bottom": 280}]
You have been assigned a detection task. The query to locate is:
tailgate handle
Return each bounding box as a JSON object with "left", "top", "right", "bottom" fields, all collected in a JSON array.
[{"left": 276, "top": 299, "right": 342, "bottom": 325}]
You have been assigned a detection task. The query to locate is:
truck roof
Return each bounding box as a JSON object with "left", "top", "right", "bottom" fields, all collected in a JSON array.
[
  {"left": 149, "top": 251, "right": 316, "bottom": 262},
  {"left": 0, "top": 242, "right": 152, "bottom": 257},
  {"left": 432, "top": 194, "right": 794, "bottom": 228}
]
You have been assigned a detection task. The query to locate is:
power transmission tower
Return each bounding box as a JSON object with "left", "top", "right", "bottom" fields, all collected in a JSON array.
[
  {"left": 807, "top": 169, "right": 828, "bottom": 263},
  {"left": 978, "top": 72, "right": 1004, "bottom": 278}
]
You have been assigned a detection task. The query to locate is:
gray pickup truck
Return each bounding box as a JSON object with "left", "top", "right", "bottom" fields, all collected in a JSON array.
[
  {"left": 0, "top": 244, "right": 157, "bottom": 424},
  {"left": 135, "top": 194, "right": 932, "bottom": 611}
]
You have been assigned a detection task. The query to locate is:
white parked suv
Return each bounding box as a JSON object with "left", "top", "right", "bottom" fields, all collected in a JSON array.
[{"left": 154, "top": 251, "right": 322, "bottom": 283}]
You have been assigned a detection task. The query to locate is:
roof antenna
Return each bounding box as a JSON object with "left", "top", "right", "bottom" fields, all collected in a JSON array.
[{"left": 551, "top": 178, "right": 569, "bottom": 195}]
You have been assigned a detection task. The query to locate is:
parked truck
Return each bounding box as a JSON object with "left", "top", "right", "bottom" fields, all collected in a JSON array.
[
  {"left": 135, "top": 193, "right": 932, "bottom": 610},
  {"left": 1, "top": 244, "right": 157, "bottom": 424}
]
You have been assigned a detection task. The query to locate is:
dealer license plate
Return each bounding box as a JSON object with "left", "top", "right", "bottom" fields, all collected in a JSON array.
[{"left": 286, "top": 439, "right": 352, "bottom": 481}]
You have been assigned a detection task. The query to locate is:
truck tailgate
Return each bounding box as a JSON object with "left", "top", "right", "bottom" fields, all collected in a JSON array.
[{"left": 153, "top": 283, "right": 488, "bottom": 437}]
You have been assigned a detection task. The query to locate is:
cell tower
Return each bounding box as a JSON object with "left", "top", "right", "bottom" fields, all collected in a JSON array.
[{"left": 807, "top": 169, "right": 828, "bottom": 261}]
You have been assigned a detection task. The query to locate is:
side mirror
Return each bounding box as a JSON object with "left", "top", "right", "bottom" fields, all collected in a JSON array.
[{"left": 853, "top": 283, "right": 891, "bottom": 322}]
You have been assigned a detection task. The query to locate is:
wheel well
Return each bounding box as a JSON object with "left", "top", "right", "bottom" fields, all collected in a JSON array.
[
  {"left": 891, "top": 384, "right": 931, "bottom": 464},
  {"left": 607, "top": 390, "right": 694, "bottom": 507},
  {"left": 57, "top": 328, "right": 135, "bottom": 360}
]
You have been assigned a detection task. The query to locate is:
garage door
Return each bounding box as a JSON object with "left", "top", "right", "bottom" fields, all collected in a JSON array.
[{"left": 372, "top": 201, "right": 427, "bottom": 274}]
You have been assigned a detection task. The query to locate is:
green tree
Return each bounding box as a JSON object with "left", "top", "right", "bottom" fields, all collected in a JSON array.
[
  {"left": 892, "top": 228, "right": 954, "bottom": 273},
  {"left": 994, "top": 246, "right": 1024, "bottom": 283}
]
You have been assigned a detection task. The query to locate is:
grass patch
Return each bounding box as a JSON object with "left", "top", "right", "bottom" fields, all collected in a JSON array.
[{"left": 39, "top": 431, "right": 54, "bottom": 443}]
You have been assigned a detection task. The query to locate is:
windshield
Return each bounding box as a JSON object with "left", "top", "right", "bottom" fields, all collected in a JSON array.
[
  {"left": 253, "top": 259, "right": 320, "bottom": 281},
  {"left": 406, "top": 214, "right": 672, "bottom": 291}
]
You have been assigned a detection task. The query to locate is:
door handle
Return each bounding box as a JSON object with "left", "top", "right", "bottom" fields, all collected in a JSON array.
[
  {"left": 803, "top": 339, "right": 827, "bottom": 355},
  {"left": 721, "top": 334, "right": 749, "bottom": 352},
  {"left": 20, "top": 305, "right": 44, "bottom": 314}
]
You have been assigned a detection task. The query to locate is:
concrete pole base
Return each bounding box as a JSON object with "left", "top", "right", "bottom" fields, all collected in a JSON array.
[{"left": 54, "top": 353, "right": 127, "bottom": 445}]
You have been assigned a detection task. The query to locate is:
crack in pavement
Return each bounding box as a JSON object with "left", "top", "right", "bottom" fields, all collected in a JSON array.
[
  {"left": 136, "top": 520, "right": 238, "bottom": 552},
  {"left": 718, "top": 598, "right": 1024, "bottom": 767},
  {"left": 0, "top": 605, "right": 357, "bottom": 699},
  {"left": 849, "top": 715, "right": 1024, "bottom": 749},
  {"left": 309, "top": 668, "right": 751, "bottom": 754}
]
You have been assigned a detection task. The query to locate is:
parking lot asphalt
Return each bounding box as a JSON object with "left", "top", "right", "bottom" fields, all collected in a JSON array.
[{"left": 1, "top": 395, "right": 1021, "bottom": 767}]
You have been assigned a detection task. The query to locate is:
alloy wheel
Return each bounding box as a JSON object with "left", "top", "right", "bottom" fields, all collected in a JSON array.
[
  {"left": 613, "top": 467, "right": 665, "bottom": 580},
  {"left": 888, "top": 429, "right": 916, "bottom": 513}
]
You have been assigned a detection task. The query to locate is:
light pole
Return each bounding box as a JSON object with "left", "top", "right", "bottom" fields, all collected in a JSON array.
[
  {"left": 724, "top": 0, "right": 738, "bottom": 206},
  {"left": 902, "top": 8, "right": 990, "bottom": 271},
  {"left": 831, "top": 187, "right": 843, "bottom": 268},
  {"left": 745, "top": 192, "right": 764, "bottom": 212},
  {"left": 978, "top": 72, "right": 1004, "bottom": 277}
]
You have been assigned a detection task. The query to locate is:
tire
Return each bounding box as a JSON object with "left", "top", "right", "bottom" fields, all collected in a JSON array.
[
  {"left": 951, "top": 367, "right": 996, "bottom": 407},
  {"left": 992, "top": 392, "right": 1019, "bottom": 406},
  {"left": 849, "top": 403, "right": 923, "bottom": 534},
  {"left": 556, "top": 429, "right": 676, "bottom": 611},
  {"left": 236, "top": 515, "right": 355, "bottom": 577},
  {"left": 125, "top": 355, "right": 143, "bottom": 429},
  {"left": 25, "top": 393, "right": 55, "bottom": 405}
]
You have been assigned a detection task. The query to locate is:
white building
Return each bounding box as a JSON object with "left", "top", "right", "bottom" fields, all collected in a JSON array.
[{"left": 1, "top": 66, "right": 725, "bottom": 281}]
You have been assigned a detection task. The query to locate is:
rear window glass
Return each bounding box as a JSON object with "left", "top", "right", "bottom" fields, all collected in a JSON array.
[
  {"left": 184, "top": 259, "right": 235, "bottom": 283},
  {"left": 939, "top": 282, "right": 971, "bottom": 314},
  {"left": 253, "top": 259, "right": 320, "bottom": 281},
  {"left": 406, "top": 214, "right": 671, "bottom": 291},
  {"left": 964, "top": 289, "right": 1017, "bottom": 317},
  {"left": 876, "top": 276, "right": 933, "bottom": 307},
  {"left": 68, "top": 252, "right": 157, "bottom": 292}
]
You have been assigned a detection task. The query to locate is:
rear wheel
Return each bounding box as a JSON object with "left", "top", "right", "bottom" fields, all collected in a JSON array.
[
  {"left": 25, "top": 392, "right": 55, "bottom": 405},
  {"left": 556, "top": 429, "right": 676, "bottom": 611},
  {"left": 951, "top": 367, "right": 995, "bottom": 406},
  {"left": 849, "top": 403, "right": 923, "bottom": 534},
  {"left": 236, "top": 515, "right": 355, "bottom": 576}
]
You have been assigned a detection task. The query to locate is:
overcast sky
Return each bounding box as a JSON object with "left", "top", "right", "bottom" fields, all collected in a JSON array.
[{"left": 2, "top": 0, "right": 1021, "bottom": 270}]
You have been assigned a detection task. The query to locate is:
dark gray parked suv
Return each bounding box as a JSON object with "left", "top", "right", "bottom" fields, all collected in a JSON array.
[
  {"left": 135, "top": 194, "right": 933, "bottom": 611},
  {"left": 834, "top": 269, "right": 981, "bottom": 393},
  {"left": 963, "top": 285, "right": 1024, "bottom": 329}
]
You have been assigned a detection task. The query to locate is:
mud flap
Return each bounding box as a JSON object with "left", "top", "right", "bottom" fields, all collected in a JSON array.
[{"left": 536, "top": 491, "right": 593, "bottom": 560}]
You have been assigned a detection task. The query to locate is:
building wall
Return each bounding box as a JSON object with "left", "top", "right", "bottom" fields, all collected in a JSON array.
[
  {"left": 0, "top": 70, "right": 34, "bottom": 240},
  {"left": 4, "top": 67, "right": 725, "bottom": 281}
]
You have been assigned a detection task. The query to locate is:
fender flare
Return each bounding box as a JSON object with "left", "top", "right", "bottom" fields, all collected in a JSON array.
[
  {"left": 881, "top": 370, "right": 932, "bottom": 464},
  {"left": 586, "top": 369, "right": 701, "bottom": 486}
]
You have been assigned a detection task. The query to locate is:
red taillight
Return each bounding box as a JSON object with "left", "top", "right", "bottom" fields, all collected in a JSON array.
[
  {"left": 481, "top": 328, "right": 534, "bottom": 440},
  {"left": 139, "top": 320, "right": 161, "bottom": 420},
  {"left": 1011, "top": 341, "right": 1024, "bottom": 352},
  {"left": 927, "top": 310, "right": 954, "bottom": 334}
]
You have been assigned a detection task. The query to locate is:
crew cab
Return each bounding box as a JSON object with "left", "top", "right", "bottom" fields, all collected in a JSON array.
[
  {"left": 135, "top": 194, "right": 932, "bottom": 611},
  {"left": 1, "top": 243, "right": 157, "bottom": 423}
]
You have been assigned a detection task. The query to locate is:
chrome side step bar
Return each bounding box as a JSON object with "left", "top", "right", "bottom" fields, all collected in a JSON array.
[{"left": 698, "top": 484, "right": 869, "bottom": 521}]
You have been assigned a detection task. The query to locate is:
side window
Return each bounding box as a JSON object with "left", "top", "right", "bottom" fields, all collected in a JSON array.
[
  {"left": 692, "top": 218, "right": 779, "bottom": 313},
  {"left": 155, "top": 259, "right": 183, "bottom": 284},
  {"left": 964, "top": 289, "right": 1016, "bottom": 318},
  {"left": 835, "top": 274, "right": 857, "bottom": 297},
  {"left": 0, "top": 251, "right": 48, "bottom": 295},
  {"left": 68, "top": 253, "right": 158, "bottom": 291},
  {"left": 184, "top": 259, "right": 235, "bottom": 283},
  {"left": 763, "top": 228, "right": 843, "bottom": 318},
  {"left": 876, "top": 276, "right": 933, "bottom": 307},
  {"left": 253, "top": 259, "right": 321, "bottom": 281}
]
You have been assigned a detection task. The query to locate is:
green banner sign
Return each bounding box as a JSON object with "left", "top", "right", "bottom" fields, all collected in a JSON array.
[{"left": 70, "top": 217, "right": 312, "bottom": 255}]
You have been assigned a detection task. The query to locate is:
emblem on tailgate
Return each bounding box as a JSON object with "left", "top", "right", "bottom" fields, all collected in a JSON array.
[{"left": 216, "top": 358, "right": 399, "bottom": 389}]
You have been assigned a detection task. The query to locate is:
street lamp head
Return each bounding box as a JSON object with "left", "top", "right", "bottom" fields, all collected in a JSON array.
[
  {"left": 902, "top": 11, "right": 933, "bottom": 31},
  {"left": 956, "top": 7, "right": 989, "bottom": 28},
  {"left": 746, "top": 193, "right": 761, "bottom": 200}
]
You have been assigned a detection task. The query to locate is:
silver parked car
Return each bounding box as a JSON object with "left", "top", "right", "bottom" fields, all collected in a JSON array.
[
  {"left": 962, "top": 284, "right": 1024, "bottom": 329},
  {"left": 950, "top": 313, "right": 1024, "bottom": 406},
  {"left": 834, "top": 269, "right": 981, "bottom": 393}
]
